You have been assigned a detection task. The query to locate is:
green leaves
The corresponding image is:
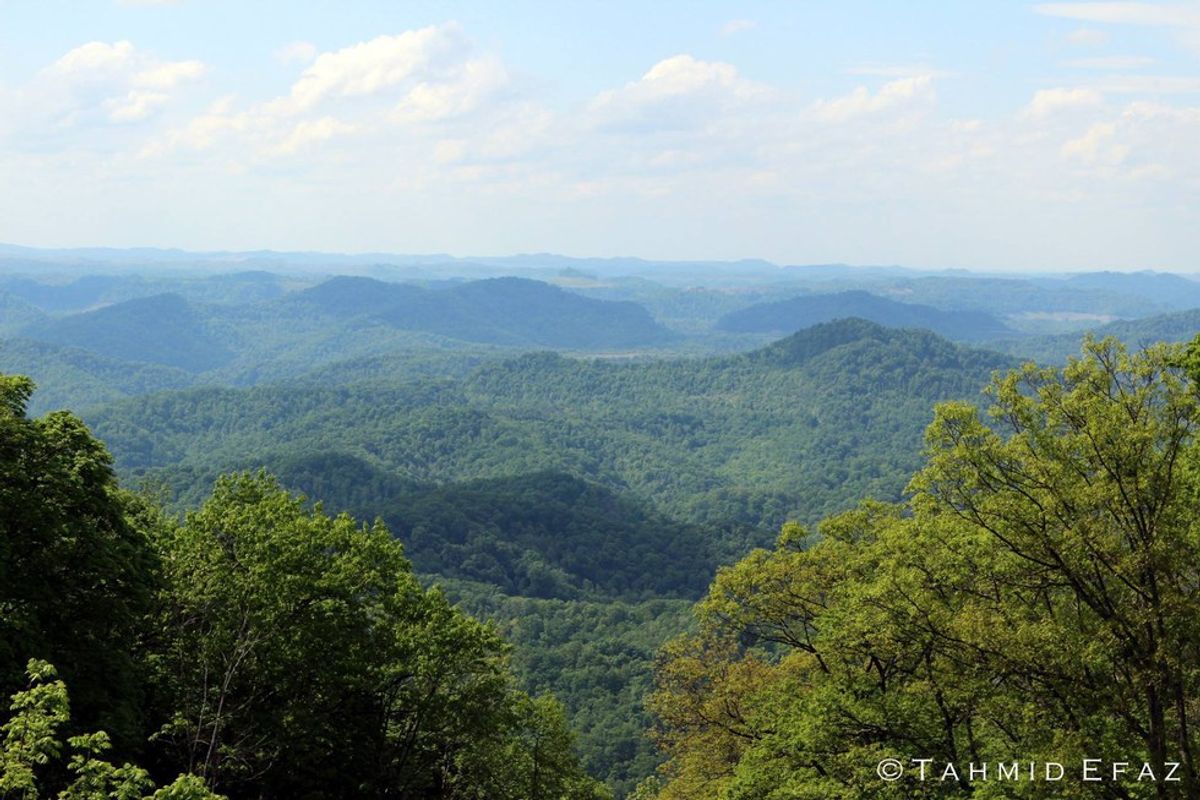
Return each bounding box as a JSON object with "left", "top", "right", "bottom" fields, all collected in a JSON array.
[
  {"left": 0, "top": 660, "right": 221, "bottom": 800},
  {"left": 150, "top": 471, "right": 605, "bottom": 797},
  {"left": 1, "top": 374, "right": 158, "bottom": 750},
  {"left": 2, "top": 374, "right": 604, "bottom": 798},
  {"left": 648, "top": 339, "right": 1200, "bottom": 798},
  {"left": 1, "top": 661, "right": 69, "bottom": 800}
]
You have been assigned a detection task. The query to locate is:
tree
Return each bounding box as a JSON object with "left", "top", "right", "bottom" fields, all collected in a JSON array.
[
  {"left": 0, "top": 659, "right": 223, "bottom": 800},
  {"left": 150, "top": 472, "right": 606, "bottom": 798},
  {"left": 0, "top": 375, "right": 158, "bottom": 751},
  {"left": 647, "top": 339, "right": 1200, "bottom": 799}
]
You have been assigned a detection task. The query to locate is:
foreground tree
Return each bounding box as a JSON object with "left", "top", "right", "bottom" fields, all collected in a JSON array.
[
  {"left": 0, "top": 375, "right": 158, "bottom": 751},
  {"left": 150, "top": 472, "right": 608, "bottom": 799},
  {"left": 647, "top": 339, "right": 1200, "bottom": 799},
  {"left": 0, "top": 659, "right": 222, "bottom": 800},
  {"left": 2, "top": 375, "right": 606, "bottom": 798}
]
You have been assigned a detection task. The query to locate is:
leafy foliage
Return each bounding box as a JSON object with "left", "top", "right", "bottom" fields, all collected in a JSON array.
[
  {"left": 0, "top": 380, "right": 605, "bottom": 799},
  {"left": 645, "top": 338, "right": 1200, "bottom": 798},
  {"left": 445, "top": 581, "right": 694, "bottom": 797},
  {"left": 0, "top": 374, "right": 158, "bottom": 748},
  {"left": 0, "top": 660, "right": 223, "bottom": 800}
]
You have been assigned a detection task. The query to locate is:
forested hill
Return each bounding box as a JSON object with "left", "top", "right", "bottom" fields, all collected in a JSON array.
[
  {"left": 715, "top": 289, "right": 1015, "bottom": 341},
  {"left": 291, "top": 275, "right": 674, "bottom": 348},
  {"left": 86, "top": 318, "right": 1015, "bottom": 533},
  {"left": 2, "top": 277, "right": 676, "bottom": 395},
  {"left": 264, "top": 458, "right": 718, "bottom": 600},
  {"left": 19, "top": 293, "right": 235, "bottom": 371},
  {"left": 986, "top": 308, "right": 1200, "bottom": 364}
]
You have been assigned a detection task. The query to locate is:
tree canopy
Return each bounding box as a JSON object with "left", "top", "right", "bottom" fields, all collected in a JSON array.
[
  {"left": 0, "top": 376, "right": 606, "bottom": 799},
  {"left": 646, "top": 338, "right": 1200, "bottom": 798}
]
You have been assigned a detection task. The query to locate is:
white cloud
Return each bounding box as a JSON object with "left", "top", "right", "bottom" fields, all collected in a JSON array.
[
  {"left": 134, "top": 59, "right": 207, "bottom": 89},
  {"left": 46, "top": 40, "right": 136, "bottom": 76},
  {"left": 392, "top": 56, "right": 509, "bottom": 122},
  {"left": 1062, "top": 121, "right": 1127, "bottom": 163},
  {"left": 1024, "top": 87, "right": 1105, "bottom": 117},
  {"left": 10, "top": 40, "right": 206, "bottom": 134},
  {"left": 106, "top": 90, "right": 170, "bottom": 122},
  {"left": 287, "top": 24, "right": 470, "bottom": 112},
  {"left": 720, "top": 19, "right": 757, "bottom": 36},
  {"left": 588, "top": 54, "right": 769, "bottom": 130},
  {"left": 1037, "top": 3, "right": 1200, "bottom": 53},
  {"left": 272, "top": 116, "right": 357, "bottom": 155},
  {"left": 812, "top": 75, "right": 935, "bottom": 122}
]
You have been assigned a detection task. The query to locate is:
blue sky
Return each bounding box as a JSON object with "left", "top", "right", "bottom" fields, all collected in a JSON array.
[{"left": 1, "top": 1, "right": 1199, "bottom": 270}]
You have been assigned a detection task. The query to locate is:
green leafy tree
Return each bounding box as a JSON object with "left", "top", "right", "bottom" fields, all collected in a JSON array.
[
  {"left": 0, "top": 375, "right": 158, "bottom": 750},
  {"left": 0, "top": 659, "right": 222, "bottom": 800},
  {"left": 150, "top": 472, "right": 605, "bottom": 798},
  {"left": 647, "top": 339, "right": 1200, "bottom": 799}
]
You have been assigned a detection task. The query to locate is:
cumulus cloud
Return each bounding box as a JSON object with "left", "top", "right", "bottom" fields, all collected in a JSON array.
[
  {"left": 286, "top": 25, "right": 474, "bottom": 112},
  {"left": 272, "top": 116, "right": 358, "bottom": 155},
  {"left": 588, "top": 54, "right": 769, "bottom": 130},
  {"left": 12, "top": 40, "right": 206, "bottom": 131},
  {"left": 1024, "top": 87, "right": 1105, "bottom": 117},
  {"left": 811, "top": 75, "right": 935, "bottom": 122},
  {"left": 1062, "top": 121, "right": 1128, "bottom": 163},
  {"left": 145, "top": 22, "right": 515, "bottom": 164}
]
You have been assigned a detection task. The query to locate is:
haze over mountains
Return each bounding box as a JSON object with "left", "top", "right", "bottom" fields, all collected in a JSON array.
[
  {"left": 3, "top": 246, "right": 1200, "bottom": 419},
  {"left": 716, "top": 289, "right": 1016, "bottom": 341}
]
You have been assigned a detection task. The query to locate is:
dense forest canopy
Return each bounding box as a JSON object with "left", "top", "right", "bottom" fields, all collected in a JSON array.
[
  {"left": 642, "top": 338, "right": 1200, "bottom": 799},
  {"left": 0, "top": 377, "right": 608, "bottom": 799}
]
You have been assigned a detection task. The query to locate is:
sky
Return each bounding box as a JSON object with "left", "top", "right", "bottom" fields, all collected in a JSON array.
[{"left": 1, "top": 1, "right": 1199, "bottom": 271}]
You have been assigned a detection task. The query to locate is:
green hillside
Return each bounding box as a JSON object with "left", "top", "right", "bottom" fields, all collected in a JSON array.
[
  {"left": 20, "top": 293, "right": 235, "bottom": 371},
  {"left": 716, "top": 289, "right": 1015, "bottom": 341},
  {"left": 292, "top": 275, "right": 675, "bottom": 348},
  {"left": 85, "top": 319, "right": 1014, "bottom": 530},
  {"left": 987, "top": 308, "right": 1200, "bottom": 363},
  {"left": 0, "top": 337, "right": 195, "bottom": 414}
]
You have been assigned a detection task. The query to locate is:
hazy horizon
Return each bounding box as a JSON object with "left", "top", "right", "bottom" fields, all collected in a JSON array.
[{"left": 4, "top": 239, "right": 1200, "bottom": 280}]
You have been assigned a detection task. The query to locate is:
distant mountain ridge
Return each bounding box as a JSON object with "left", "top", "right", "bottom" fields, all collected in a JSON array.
[
  {"left": 291, "top": 275, "right": 675, "bottom": 348},
  {"left": 715, "top": 289, "right": 1016, "bottom": 341},
  {"left": 1063, "top": 271, "right": 1200, "bottom": 311},
  {"left": 20, "top": 293, "right": 235, "bottom": 371},
  {"left": 5, "top": 277, "right": 675, "bottom": 382},
  {"left": 987, "top": 308, "right": 1200, "bottom": 364}
]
